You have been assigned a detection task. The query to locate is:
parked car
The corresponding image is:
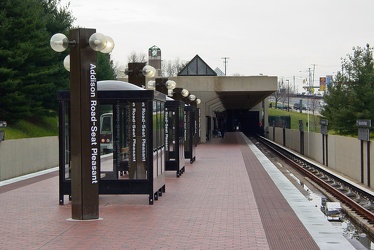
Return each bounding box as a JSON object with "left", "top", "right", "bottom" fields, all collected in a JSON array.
[
  {"left": 276, "top": 103, "right": 284, "bottom": 109},
  {"left": 293, "top": 103, "right": 306, "bottom": 110},
  {"left": 276, "top": 103, "right": 290, "bottom": 110}
]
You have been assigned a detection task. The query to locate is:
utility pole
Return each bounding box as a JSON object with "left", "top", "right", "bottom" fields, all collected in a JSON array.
[
  {"left": 308, "top": 68, "right": 312, "bottom": 93},
  {"left": 311, "top": 64, "right": 317, "bottom": 88},
  {"left": 293, "top": 75, "right": 296, "bottom": 94},
  {"left": 286, "top": 80, "right": 290, "bottom": 112},
  {"left": 221, "top": 57, "right": 229, "bottom": 76}
]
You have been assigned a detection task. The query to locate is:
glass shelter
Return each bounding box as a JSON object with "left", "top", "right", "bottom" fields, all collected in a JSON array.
[
  {"left": 194, "top": 107, "right": 201, "bottom": 147},
  {"left": 184, "top": 105, "right": 196, "bottom": 163},
  {"left": 165, "top": 97, "right": 185, "bottom": 177},
  {"left": 58, "top": 80, "right": 166, "bottom": 205}
]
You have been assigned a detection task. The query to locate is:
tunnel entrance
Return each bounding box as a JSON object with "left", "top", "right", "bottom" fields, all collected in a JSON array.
[{"left": 225, "top": 109, "right": 262, "bottom": 136}]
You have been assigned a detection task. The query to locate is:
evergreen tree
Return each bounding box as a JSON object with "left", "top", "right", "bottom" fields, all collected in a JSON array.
[
  {"left": 0, "top": 0, "right": 73, "bottom": 123},
  {"left": 322, "top": 44, "right": 374, "bottom": 134},
  {"left": 41, "top": 0, "right": 75, "bottom": 110},
  {"left": 97, "top": 53, "right": 117, "bottom": 81}
]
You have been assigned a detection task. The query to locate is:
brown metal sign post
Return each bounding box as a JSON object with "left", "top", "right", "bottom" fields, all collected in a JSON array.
[
  {"left": 70, "top": 28, "right": 99, "bottom": 220},
  {"left": 357, "top": 119, "right": 371, "bottom": 186},
  {"left": 320, "top": 119, "right": 328, "bottom": 166}
]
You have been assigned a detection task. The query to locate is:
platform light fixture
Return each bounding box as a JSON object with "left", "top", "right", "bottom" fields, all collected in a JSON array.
[
  {"left": 188, "top": 94, "right": 196, "bottom": 102},
  {"left": 170, "top": 87, "right": 191, "bottom": 102},
  {"left": 165, "top": 80, "right": 177, "bottom": 97},
  {"left": 50, "top": 33, "right": 70, "bottom": 52},
  {"left": 142, "top": 65, "right": 157, "bottom": 78},
  {"left": 125, "top": 65, "right": 156, "bottom": 78},
  {"left": 147, "top": 78, "right": 177, "bottom": 97},
  {"left": 165, "top": 80, "right": 176, "bottom": 90},
  {"left": 172, "top": 87, "right": 201, "bottom": 115},
  {"left": 125, "top": 64, "right": 157, "bottom": 89},
  {"left": 63, "top": 55, "right": 70, "bottom": 71},
  {"left": 124, "top": 63, "right": 156, "bottom": 88},
  {"left": 147, "top": 80, "right": 156, "bottom": 90},
  {"left": 50, "top": 32, "right": 114, "bottom": 54},
  {"left": 181, "top": 89, "right": 189, "bottom": 97},
  {"left": 50, "top": 32, "right": 115, "bottom": 72}
]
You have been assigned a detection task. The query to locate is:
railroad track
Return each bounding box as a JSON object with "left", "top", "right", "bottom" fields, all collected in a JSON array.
[{"left": 254, "top": 136, "right": 374, "bottom": 226}]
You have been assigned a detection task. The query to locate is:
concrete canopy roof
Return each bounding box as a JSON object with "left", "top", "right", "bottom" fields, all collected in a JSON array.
[
  {"left": 172, "top": 55, "right": 277, "bottom": 110},
  {"left": 216, "top": 90, "right": 275, "bottom": 110},
  {"left": 170, "top": 75, "right": 277, "bottom": 111}
]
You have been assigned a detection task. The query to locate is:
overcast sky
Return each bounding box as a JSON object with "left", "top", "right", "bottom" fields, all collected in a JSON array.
[{"left": 59, "top": 0, "right": 374, "bottom": 91}]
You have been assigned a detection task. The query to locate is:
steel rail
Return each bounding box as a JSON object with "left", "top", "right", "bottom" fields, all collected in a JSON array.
[{"left": 256, "top": 136, "right": 374, "bottom": 223}]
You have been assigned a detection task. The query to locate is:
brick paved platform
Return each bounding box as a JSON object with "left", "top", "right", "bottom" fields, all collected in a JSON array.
[{"left": 0, "top": 132, "right": 354, "bottom": 249}]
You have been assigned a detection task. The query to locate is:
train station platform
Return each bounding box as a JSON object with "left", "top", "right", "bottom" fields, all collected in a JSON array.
[{"left": 0, "top": 132, "right": 355, "bottom": 249}]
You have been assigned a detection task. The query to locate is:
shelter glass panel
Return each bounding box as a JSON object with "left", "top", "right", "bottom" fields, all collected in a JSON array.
[
  {"left": 167, "top": 110, "right": 176, "bottom": 160},
  {"left": 99, "top": 102, "right": 148, "bottom": 180},
  {"left": 63, "top": 101, "right": 71, "bottom": 180},
  {"left": 160, "top": 102, "right": 165, "bottom": 173},
  {"left": 179, "top": 106, "right": 184, "bottom": 138},
  {"left": 153, "top": 101, "right": 157, "bottom": 149},
  {"left": 184, "top": 110, "right": 191, "bottom": 149},
  {"left": 99, "top": 105, "right": 114, "bottom": 177}
]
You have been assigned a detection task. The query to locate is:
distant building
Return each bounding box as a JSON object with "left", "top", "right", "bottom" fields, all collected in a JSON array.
[
  {"left": 178, "top": 55, "right": 217, "bottom": 76},
  {"left": 148, "top": 45, "right": 161, "bottom": 77},
  {"left": 214, "top": 67, "right": 225, "bottom": 76}
]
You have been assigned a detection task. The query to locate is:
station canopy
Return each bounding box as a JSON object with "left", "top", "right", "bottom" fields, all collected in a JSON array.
[{"left": 175, "top": 55, "right": 276, "bottom": 110}]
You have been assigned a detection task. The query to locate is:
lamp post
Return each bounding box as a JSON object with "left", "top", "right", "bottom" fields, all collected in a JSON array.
[
  {"left": 173, "top": 90, "right": 199, "bottom": 163},
  {"left": 172, "top": 87, "right": 190, "bottom": 101},
  {"left": 50, "top": 28, "right": 114, "bottom": 220},
  {"left": 125, "top": 63, "right": 156, "bottom": 87}
]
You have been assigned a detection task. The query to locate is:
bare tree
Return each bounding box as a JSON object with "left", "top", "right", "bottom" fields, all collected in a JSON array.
[
  {"left": 162, "top": 60, "right": 177, "bottom": 77},
  {"left": 175, "top": 58, "right": 188, "bottom": 74},
  {"left": 127, "top": 51, "right": 147, "bottom": 63},
  {"left": 309, "top": 98, "right": 320, "bottom": 132},
  {"left": 272, "top": 80, "right": 285, "bottom": 109},
  {"left": 162, "top": 58, "right": 188, "bottom": 77}
]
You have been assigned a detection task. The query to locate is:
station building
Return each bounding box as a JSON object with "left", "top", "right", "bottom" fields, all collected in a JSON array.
[{"left": 121, "top": 50, "right": 277, "bottom": 143}]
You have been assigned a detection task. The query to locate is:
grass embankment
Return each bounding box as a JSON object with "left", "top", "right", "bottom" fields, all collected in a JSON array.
[
  {"left": 268, "top": 107, "right": 321, "bottom": 132},
  {"left": 2, "top": 116, "right": 58, "bottom": 140}
]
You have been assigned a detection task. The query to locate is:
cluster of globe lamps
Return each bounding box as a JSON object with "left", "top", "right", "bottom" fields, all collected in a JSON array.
[{"left": 50, "top": 32, "right": 200, "bottom": 104}]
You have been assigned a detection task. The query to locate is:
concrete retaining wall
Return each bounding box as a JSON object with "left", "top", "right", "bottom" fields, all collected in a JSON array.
[
  {"left": 0, "top": 136, "right": 58, "bottom": 181},
  {"left": 1, "top": 132, "right": 373, "bottom": 188},
  {"left": 268, "top": 128, "right": 373, "bottom": 187}
]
